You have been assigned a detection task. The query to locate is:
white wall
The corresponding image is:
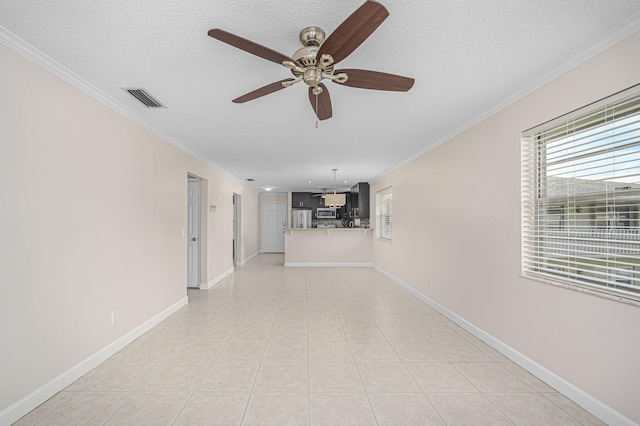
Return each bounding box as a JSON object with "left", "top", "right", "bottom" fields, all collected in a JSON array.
[
  {"left": 0, "top": 43, "right": 258, "bottom": 419},
  {"left": 371, "top": 30, "right": 640, "bottom": 423}
]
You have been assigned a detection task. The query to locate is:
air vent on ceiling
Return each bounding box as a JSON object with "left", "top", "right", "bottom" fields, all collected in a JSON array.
[{"left": 123, "top": 88, "right": 165, "bottom": 108}]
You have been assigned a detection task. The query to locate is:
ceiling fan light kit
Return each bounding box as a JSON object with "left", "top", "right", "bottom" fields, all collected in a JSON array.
[{"left": 207, "top": 0, "right": 414, "bottom": 121}]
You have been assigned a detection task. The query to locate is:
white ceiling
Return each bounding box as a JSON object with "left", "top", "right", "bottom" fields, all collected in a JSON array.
[{"left": 2, "top": 1, "right": 640, "bottom": 193}]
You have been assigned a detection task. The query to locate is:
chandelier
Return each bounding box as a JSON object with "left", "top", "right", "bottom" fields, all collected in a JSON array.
[{"left": 322, "top": 169, "right": 346, "bottom": 207}]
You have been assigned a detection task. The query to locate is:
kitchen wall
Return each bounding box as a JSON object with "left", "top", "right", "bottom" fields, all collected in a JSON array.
[
  {"left": 371, "top": 30, "right": 640, "bottom": 423},
  {"left": 0, "top": 42, "right": 258, "bottom": 421}
]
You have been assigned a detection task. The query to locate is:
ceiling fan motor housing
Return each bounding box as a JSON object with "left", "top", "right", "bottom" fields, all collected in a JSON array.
[
  {"left": 292, "top": 46, "right": 320, "bottom": 67},
  {"left": 299, "top": 26, "right": 325, "bottom": 46},
  {"left": 291, "top": 27, "right": 335, "bottom": 87}
]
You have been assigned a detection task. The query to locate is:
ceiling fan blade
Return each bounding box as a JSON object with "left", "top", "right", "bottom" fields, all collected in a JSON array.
[
  {"left": 316, "top": 1, "right": 389, "bottom": 65},
  {"left": 334, "top": 69, "right": 414, "bottom": 91},
  {"left": 232, "top": 79, "right": 295, "bottom": 103},
  {"left": 308, "top": 84, "right": 332, "bottom": 120},
  {"left": 208, "top": 29, "right": 294, "bottom": 65}
]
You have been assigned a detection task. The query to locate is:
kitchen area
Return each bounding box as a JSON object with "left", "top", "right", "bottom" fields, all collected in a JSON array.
[
  {"left": 290, "top": 182, "right": 370, "bottom": 229},
  {"left": 285, "top": 182, "right": 374, "bottom": 266}
]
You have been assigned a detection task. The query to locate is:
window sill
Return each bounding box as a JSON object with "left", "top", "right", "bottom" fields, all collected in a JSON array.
[{"left": 519, "top": 273, "right": 640, "bottom": 307}]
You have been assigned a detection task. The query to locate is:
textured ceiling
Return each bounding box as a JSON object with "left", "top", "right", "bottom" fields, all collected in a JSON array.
[{"left": 2, "top": 0, "right": 640, "bottom": 192}]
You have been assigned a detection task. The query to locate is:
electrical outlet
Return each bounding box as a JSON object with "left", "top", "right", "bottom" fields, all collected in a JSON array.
[
  {"left": 425, "top": 277, "right": 430, "bottom": 286},
  {"left": 111, "top": 310, "right": 119, "bottom": 325}
]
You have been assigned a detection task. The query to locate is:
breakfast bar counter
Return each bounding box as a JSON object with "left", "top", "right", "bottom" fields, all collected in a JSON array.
[{"left": 284, "top": 227, "right": 373, "bottom": 266}]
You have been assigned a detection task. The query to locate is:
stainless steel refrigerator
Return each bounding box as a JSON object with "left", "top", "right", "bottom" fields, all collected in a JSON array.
[{"left": 291, "top": 209, "right": 312, "bottom": 228}]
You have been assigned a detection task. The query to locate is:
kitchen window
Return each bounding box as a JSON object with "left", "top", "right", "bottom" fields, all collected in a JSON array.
[
  {"left": 521, "top": 85, "right": 640, "bottom": 303},
  {"left": 376, "top": 186, "right": 393, "bottom": 241}
]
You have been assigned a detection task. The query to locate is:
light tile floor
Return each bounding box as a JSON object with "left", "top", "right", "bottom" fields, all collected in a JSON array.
[{"left": 16, "top": 254, "right": 605, "bottom": 425}]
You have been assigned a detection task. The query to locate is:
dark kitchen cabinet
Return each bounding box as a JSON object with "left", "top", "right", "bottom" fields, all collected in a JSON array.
[
  {"left": 345, "top": 192, "right": 353, "bottom": 218},
  {"left": 311, "top": 193, "right": 324, "bottom": 210},
  {"left": 350, "top": 182, "right": 370, "bottom": 219},
  {"left": 292, "top": 192, "right": 313, "bottom": 209},
  {"left": 336, "top": 202, "right": 347, "bottom": 219}
]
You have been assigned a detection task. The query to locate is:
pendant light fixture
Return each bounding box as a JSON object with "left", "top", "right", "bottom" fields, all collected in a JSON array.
[{"left": 322, "top": 168, "right": 346, "bottom": 207}]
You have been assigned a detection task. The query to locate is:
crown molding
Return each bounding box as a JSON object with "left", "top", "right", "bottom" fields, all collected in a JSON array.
[
  {"left": 373, "top": 15, "right": 640, "bottom": 184},
  {"left": 0, "top": 25, "right": 257, "bottom": 194}
]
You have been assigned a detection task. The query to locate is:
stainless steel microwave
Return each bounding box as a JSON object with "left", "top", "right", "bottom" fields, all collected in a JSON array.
[{"left": 317, "top": 208, "right": 336, "bottom": 219}]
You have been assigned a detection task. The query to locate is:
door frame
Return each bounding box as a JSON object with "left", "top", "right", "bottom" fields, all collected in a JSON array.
[
  {"left": 187, "top": 174, "right": 208, "bottom": 288},
  {"left": 187, "top": 177, "right": 201, "bottom": 288}
]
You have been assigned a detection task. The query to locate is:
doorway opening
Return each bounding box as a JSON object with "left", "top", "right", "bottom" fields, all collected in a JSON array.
[
  {"left": 233, "top": 193, "right": 241, "bottom": 266},
  {"left": 187, "top": 176, "right": 201, "bottom": 288}
]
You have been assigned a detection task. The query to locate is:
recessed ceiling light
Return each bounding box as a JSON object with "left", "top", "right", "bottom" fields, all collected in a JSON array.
[
  {"left": 264, "top": 187, "right": 273, "bottom": 191},
  {"left": 308, "top": 180, "right": 312, "bottom": 183},
  {"left": 344, "top": 180, "right": 348, "bottom": 183}
]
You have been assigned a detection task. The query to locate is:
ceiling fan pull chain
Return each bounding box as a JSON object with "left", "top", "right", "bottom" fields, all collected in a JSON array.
[{"left": 315, "top": 92, "right": 319, "bottom": 128}]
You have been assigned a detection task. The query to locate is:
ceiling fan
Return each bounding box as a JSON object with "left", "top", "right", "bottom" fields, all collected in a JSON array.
[{"left": 207, "top": 0, "right": 414, "bottom": 121}]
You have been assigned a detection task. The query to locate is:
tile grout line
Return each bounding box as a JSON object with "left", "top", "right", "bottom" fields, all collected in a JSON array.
[
  {"left": 239, "top": 272, "right": 282, "bottom": 425},
  {"left": 169, "top": 300, "right": 225, "bottom": 426},
  {"left": 369, "top": 277, "right": 451, "bottom": 426},
  {"left": 329, "top": 271, "right": 381, "bottom": 425}
]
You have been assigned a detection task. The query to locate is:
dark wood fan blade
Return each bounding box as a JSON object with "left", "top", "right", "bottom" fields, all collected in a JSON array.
[
  {"left": 232, "top": 79, "right": 295, "bottom": 103},
  {"left": 208, "top": 29, "right": 294, "bottom": 65},
  {"left": 308, "top": 84, "right": 332, "bottom": 120},
  {"left": 316, "top": 1, "right": 389, "bottom": 65},
  {"left": 334, "top": 69, "right": 414, "bottom": 91}
]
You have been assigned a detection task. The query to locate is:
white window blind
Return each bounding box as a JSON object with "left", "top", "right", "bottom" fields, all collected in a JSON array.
[
  {"left": 376, "top": 186, "right": 393, "bottom": 240},
  {"left": 522, "top": 86, "right": 640, "bottom": 303}
]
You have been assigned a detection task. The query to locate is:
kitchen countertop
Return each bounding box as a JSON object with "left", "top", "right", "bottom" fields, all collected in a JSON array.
[
  {"left": 285, "top": 227, "right": 373, "bottom": 236},
  {"left": 286, "top": 227, "right": 371, "bottom": 231}
]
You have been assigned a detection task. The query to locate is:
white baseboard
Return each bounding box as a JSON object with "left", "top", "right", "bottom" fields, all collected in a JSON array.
[
  {"left": 284, "top": 262, "right": 374, "bottom": 267},
  {"left": 373, "top": 265, "right": 636, "bottom": 426},
  {"left": 0, "top": 296, "right": 188, "bottom": 426},
  {"left": 236, "top": 251, "right": 259, "bottom": 266},
  {"left": 200, "top": 267, "right": 234, "bottom": 290}
]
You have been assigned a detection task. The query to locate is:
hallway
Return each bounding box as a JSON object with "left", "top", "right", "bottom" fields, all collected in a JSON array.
[{"left": 16, "top": 254, "right": 602, "bottom": 425}]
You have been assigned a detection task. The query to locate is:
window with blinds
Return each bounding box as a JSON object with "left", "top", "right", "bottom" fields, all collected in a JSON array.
[
  {"left": 522, "top": 86, "right": 640, "bottom": 303},
  {"left": 376, "top": 186, "right": 393, "bottom": 240}
]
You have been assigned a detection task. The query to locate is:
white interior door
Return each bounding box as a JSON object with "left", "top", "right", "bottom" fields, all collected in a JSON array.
[
  {"left": 187, "top": 179, "right": 200, "bottom": 288},
  {"left": 233, "top": 193, "right": 241, "bottom": 266},
  {"left": 262, "top": 202, "right": 286, "bottom": 253}
]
